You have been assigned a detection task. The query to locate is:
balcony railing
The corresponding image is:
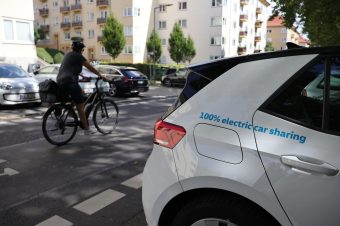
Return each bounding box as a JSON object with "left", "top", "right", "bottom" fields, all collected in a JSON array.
[
  {"left": 97, "top": 17, "right": 107, "bottom": 24},
  {"left": 97, "top": 36, "right": 103, "bottom": 42},
  {"left": 240, "top": 0, "right": 248, "bottom": 5},
  {"left": 39, "top": 8, "right": 49, "bottom": 17},
  {"left": 71, "top": 4, "right": 82, "bottom": 11},
  {"left": 60, "top": 22, "right": 71, "bottom": 29},
  {"left": 255, "top": 21, "right": 262, "bottom": 28},
  {"left": 97, "top": 0, "right": 109, "bottom": 7},
  {"left": 255, "top": 36, "right": 262, "bottom": 42},
  {"left": 72, "top": 21, "right": 83, "bottom": 28},
  {"left": 240, "top": 14, "right": 248, "bottom": 21},
  {"left": 256, "top": 7, "right": 262, "bottom": 14},
  {"left": 239, "top": 31, "right": 247, "bottom": 37},
  {"left": 40, "top": 25, "right": 50, "bottom": 32},
  {"left": 60, "top": 6, "right": 70, "bottom": 13},
  {"left": 238, "top": 46, "right": 247, "bottom": 54}
]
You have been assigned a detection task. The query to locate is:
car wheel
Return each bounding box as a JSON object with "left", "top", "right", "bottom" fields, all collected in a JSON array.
[
  {"left": 163, "top": 79, "right": 172, "bottom": 87},
  {"left": 170, "top": 193, "right": 279, "bottom": 226},
  {"left": 108, "top": 83, "right": 117, "bottom": 97}
]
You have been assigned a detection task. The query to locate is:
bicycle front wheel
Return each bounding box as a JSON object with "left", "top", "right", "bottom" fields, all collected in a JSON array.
[
  {"left": 93, "top": 98, "right": 119, "bottom": 134},
  {"left": 42, "top": 104, "right": 78, "bottom": 146}
]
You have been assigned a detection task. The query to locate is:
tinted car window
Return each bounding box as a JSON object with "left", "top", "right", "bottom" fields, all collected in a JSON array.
[
  {"left": 0, "top": 65, "right": 29, "bottom": 78},
  {"left": 122, "top": 70, "right": 144, "bottom": 78}
]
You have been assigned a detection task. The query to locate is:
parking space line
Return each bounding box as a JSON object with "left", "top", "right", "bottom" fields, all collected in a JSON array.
[
  {"left": 121, "top": 173, "right": 143, "bottom": 189},
  {"left": 73, "top": 189, "right": 125, "bottom": 215},
  {"left": 35, "top": 215, "right": 73, "bottom": 226}
]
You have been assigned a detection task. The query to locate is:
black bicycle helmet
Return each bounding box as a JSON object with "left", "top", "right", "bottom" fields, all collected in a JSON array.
[{"left": 71, "top": 40, "right": 85, "bottom": 51}]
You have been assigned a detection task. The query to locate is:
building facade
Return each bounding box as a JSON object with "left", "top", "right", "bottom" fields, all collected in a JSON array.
[
  {"left": 34, "top": 0, "right": 270, "bottom": 65},
  {"left": 266, "top": 16, "right": 309, "bottom": 51},
  {"left": 0, "top": 0, "right": 37, "bottom": 70}
]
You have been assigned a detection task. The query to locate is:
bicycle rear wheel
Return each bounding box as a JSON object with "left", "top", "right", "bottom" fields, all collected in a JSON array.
[
  {"left": 93, "top": 98, "right": 119, "bottom": 134},
  {"left": 42, "top": 104, "right": 78, "bottom": 146}
]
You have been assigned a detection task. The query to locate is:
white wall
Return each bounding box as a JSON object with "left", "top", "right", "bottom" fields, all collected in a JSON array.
[{"left": 0, "top": 0, "right": 37, "bottom": 70}]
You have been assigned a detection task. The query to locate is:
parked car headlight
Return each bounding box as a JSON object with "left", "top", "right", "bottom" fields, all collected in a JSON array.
[{"left": 0, "top": 83, "right": 13, "bottom": 90}]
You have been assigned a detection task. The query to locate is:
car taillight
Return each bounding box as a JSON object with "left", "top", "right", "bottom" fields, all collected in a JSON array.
[
  {"left": 122, "top": 77, "right": 129, "bottom": 83},
  {"left": 301, "top": 89, "right": 307, "bottom": 97},
  {"left": 154, "top": 119, "right": 186, "bottom": 149}
]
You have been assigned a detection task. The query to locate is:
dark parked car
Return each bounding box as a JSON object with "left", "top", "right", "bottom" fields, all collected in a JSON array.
[
  {"left": 161, "top": 68, "right": 188, "bottom": 87},
  {"left": 95, "top": 65, "right": 149, "bottom": 96}
]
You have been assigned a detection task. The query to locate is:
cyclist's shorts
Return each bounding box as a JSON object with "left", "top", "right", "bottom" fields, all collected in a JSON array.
[{"left": 59, "top": 82, "right": 84, "bottom": 104}]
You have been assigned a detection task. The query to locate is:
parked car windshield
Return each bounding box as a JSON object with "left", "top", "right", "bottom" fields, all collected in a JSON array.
[
  {"left": 122, "top": 70, "right": 144, "bottom": 78},
  {"left": 0, "top": 65, "right": 30, "bottom": 78}
]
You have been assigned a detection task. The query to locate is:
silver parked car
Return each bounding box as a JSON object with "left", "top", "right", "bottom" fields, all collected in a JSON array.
[
  {"left": 33, "top": 64, "right": 110, "bottom": 95},
  {"left": 0, "top": 64, "right": 40, "bottom": 105}
]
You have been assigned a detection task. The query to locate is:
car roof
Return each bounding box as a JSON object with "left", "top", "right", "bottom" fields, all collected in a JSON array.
[{"left": 96, "top": 64, "right": 137, "bottom": 70}]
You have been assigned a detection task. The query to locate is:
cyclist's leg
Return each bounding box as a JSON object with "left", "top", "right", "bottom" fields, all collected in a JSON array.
[{"left": 76, "top": 103, "right": 89, "bottom": 129}]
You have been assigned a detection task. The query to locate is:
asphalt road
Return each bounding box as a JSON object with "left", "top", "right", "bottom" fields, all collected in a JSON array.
[{"left": 0, "top": 86, "right": 182, "bottom": 226}]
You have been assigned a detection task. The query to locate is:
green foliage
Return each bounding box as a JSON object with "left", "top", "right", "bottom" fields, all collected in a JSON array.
[
  {"left": 184, "top": 36, "right": 196, "bottom": 63},
  {"left": 34, "top": 28, "right": 45, "bottom": 44},
  {"left": 102, "top": 15, "right": 126, "bottom": 60},
  {"left": 146, "top": 30, "right": 162, "bottom": 63},
  {"left": 37, "top": 47, "right": 64, "bottom": 64},
  {"left": 265, "top": 42, "right": 275, "bottom": 51},
  {"left": 272, "top": 0, "right": 340, "bottom": 46},
  {"left": 168, "top": 22, "right": 187, "bottom": 64}
]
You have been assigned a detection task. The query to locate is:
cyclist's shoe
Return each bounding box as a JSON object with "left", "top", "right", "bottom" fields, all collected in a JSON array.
[{"left": 83, "top": 127, "right": 97, "bottom": 135}]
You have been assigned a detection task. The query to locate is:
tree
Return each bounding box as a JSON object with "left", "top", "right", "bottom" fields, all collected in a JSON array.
[
  {"left": 265, "top": 42, "right": 275, "bottom": 51},
  {"left": 34, "top": 27, "right": 45, "bottom": 44},
  {"left": 168, "top": 22, "right": 187, "bottom": 64},
  {"left": 183, "top": 35, "right": 196, "bottom": 64},
  {"left": 102, "top": 15, "right": 126, "bottom": 61},
  {"left": 271, "top": 0, "right": 340, "bottom": 46},
  {"left": 146, "top": 30, "right": 162, "bottom": 63}
]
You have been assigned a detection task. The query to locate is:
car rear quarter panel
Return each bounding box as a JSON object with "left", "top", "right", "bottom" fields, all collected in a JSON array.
[{"left": 165, "top": 54, "right": 318, "bottom": 225}]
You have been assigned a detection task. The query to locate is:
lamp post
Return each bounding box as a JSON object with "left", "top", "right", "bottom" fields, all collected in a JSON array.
[{"left": 152, "top": 3, "right": 173, "bottom": 82}]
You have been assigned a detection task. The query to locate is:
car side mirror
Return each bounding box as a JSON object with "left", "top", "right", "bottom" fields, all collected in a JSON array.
[{"left": 33, "top": 70, "right": 39, "bottom": 75}]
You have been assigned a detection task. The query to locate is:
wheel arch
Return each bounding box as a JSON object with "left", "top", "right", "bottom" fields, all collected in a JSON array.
[{"left": 158, "top": 187, "right": 284, "bottom": 226}]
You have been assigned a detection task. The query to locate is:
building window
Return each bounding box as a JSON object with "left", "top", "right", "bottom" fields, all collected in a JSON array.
[
  {"left": 63, "top": 17, "right": 70, "bottom": 23},
  {"left": 124, "top": 26, "right": 133, "bottom": 36},
  {"left": 87, "top": 12, "right": 94, "bottom": 21},
  {"left": 162, "top": 39, "right": 167, "bottom": 46},
  {"left": 212, "top": 0, "right": 222, "bottom": 7},
  {"left": 281, "top": 28, "right": 287, "bottom": 33},
  {"left": 160, "top": 55, "right": 167, "bottom": 64},
  {"left": 281, "top": 37, "right": 287, "bottom": 42},
  {"left": 124, "top": 45, "right": 133, "bottom": 54},
  {"left": 179, "top": 2, "right": 187, "bottom": 10},
  {"left": 211, "top": 17, "right": 222, "bottom": 26},
  {"left": 3, "top": 18, "right": 34, "bottom": 44},
  {"left": 100, "top": 11, "right": 108, "bottom": 18},
  {"left": 74, "top": 14, "right": 81, "bottom": 22},
  {"left": 101, "top": 46, "right": 108, "bottom": 55},
  {"left": 124, "top": 7, "right": 140, "bottom": 16},
  {"left": 75, "top": 31, "right": 81, "bottom": 37},
  {"left": 54, "top": 17, "right": 59, "bottom": 25},
  {"left": 233, "top": 21, "right": 236, "bottom": 29},
  {"left": 179, "top": 19, "right": 187, "bottom": 28},
  {"left": 88, "top": 29, "right": 94, "bottom": 38},
  {"left": 267, "top": 29, "right": 272, "bottom": 33},
  {"left": 232, "top": 39, "right": 236, "bottom": 46},
  {"left": 63, "top": 0, "right": 69, "bottom": 7},
  {"left": 158, "top": 21, "right": 166, "bottom": 29},
  {"left": 87, "top": 0, "right": 94, "bottom": 3},
  {"left": 64, "top": 32, "right": 70, "bottom": 40},
  {"left": 222, "top": 37, "right": 225, "bottom": 44},
  {"left": 52, "top": 1, "right": 58, "bottom": 8},
  {"left": 211, "top": 36, "right": 221, "bottom": 45}
]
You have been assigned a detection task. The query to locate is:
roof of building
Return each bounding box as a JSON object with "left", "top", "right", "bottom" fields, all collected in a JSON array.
[
  {"left": 267, "top": 16, "right": 285, "bottom": 27},
  {"left": 298, "top": 35, "right": 309, "bottom": 44}
]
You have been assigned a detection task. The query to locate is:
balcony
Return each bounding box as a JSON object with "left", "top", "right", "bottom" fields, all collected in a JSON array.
[
  {"left": 97, "top": 36, "right": 103, "bottom": 42},
  {"left": 72, "top": 21, "right": 83, "bottom": 28},
  {"left": 39, "top": 8, "right": 49, "bottom": 17},
  {"left": 240, "top": 14, "right": 248, "bottom": 22},
  {"left": 240, "top": 0, "right": 248, "bottom": 5},
  {"left": 255, "top": 20, "right": 262, "bottom": 28},
  {"left": 238, "top": 46, "right": 247, "bottom": 55},
  {"left": 97, "top": 0, "right": 109, "bottom": 7},
  {"left": 60, "top": 22, "right": 71, "bottom": 29},
  {"left": 71, "top": 4, "right": 82, "bottom": 11},
  {"left": 40, "top": 25, "right": 50, "bottom": 33},
  {"left": 255, "top": 36, "right": 262, "bottom": 42},
  {"left": 239, "top": 31, "right": 247, "bottom": 38},
  {"left": 97, "top": 17, "right": 107, "bottom": 24},
  {"left": 256, "top": 7, "right": 262, "bottom": 14},
  {"left": 60, "top": 6, "right": 70, "bottom": 13}
]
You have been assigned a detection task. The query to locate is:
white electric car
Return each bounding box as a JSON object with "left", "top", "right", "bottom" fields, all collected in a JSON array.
[{"left": 142, "top": 46, "right": 340, "bottom": 226}]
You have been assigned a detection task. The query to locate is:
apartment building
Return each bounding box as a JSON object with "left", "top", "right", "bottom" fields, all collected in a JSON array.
[
  {"left": 266, "top": 16, "right": 309, "bottom": 50},
  {"left": 0, "top": 0, "right": 37, "bottom": 70},
  {"left": 34, "top": 0, "right": 152, "bottom": 63},
  {"left": 155, "top": 0, "right": 270, "bottom": 64}
]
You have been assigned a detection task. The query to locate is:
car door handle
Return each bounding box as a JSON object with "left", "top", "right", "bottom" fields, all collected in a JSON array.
[{"left": 281, "top": 155, "right": 339, "bottom": 176}]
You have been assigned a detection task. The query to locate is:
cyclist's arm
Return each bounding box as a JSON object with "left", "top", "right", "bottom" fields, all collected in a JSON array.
[{"left": 83, "top": 61, "right": 103, "bottom": 79}]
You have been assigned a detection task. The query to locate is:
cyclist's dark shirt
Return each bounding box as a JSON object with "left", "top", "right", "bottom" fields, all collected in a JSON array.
[{"left": 57, "top": 51, "right": 86, "bottom": 84}]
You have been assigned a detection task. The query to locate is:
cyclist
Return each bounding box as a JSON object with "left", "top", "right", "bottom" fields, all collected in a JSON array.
[{"left": 57, "top": 39, "right": 104, "bottom": 135}]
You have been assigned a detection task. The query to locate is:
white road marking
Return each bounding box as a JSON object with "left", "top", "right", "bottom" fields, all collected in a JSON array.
[
  {"left": 35, "top": 215, "right": 73, "bottom": 226},
  {"left": 121, "top": 174, "right": 143, "bottom": 189},
  {"left": 73, "top": 189, "right": 125, "bottom": 215},
  {"left": 0, "top": 168, "right": 19, "bottom": 177}
]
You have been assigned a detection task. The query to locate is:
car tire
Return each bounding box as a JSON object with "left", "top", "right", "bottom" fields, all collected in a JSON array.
[
  {"left": 170, "top": 193, "right": 280, "bottom": 226},
  {"left": 163, "top": 79, "right": 172, "bottom": 87},
  {"left": 108, "top": 83, "right": 117, "bottom": 97}
]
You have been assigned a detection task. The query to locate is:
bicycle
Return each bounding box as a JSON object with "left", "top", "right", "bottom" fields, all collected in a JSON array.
[{"left": 42, "top": 78, "right": 119, "bottom": 146}]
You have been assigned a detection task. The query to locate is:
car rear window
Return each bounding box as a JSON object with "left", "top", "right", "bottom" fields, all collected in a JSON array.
[
  {"left": 162, "top": 58, "right": 240, "bottom": 119},
  {"left": 122, "top": 70, "right": 144, "bottom": 78}
]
